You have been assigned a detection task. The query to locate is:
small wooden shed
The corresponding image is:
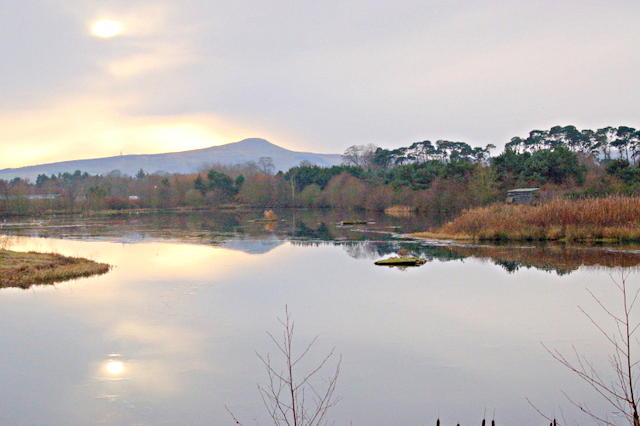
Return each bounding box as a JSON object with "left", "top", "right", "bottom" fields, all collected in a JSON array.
[{"left": 506, "top": 188, "right": 539, "bottom": 205}]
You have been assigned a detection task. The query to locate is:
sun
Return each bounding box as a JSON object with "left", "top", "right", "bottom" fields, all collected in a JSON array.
[
  {"left": 104, "top": 359, "right": 126, "bottom": 376},
  {"left": 91, "top": 19, "right": 124, "bottom": 38}
]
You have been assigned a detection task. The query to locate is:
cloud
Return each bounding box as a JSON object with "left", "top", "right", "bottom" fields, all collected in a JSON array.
[
  {"left": 106, "top": 46, "right": 193, "bottom": 78},
  {"left": 0, "top": 0, "right": 639, "bottom": 167}
]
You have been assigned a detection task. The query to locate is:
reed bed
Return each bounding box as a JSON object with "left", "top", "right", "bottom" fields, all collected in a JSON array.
[
  {"left": 414, "top": 196, "right": 640, "bottom": 242},
  {"left": 0, "top": 250, "right": 110, "bottom": 288}
]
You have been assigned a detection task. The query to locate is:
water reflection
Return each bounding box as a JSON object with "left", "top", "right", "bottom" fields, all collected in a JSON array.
[
  {"left": 446, "top": 243, "right": 640, "bottom": 275},
  {"left": 3, "top": 210, "right": 640, "bottom": 279},
  {"left": 104, "top": 357, "right": 126, "bottom": 377},
  {"left": 0, "top": 226, "right": 639, "bottom": 424},
  {"left": 293, "top": 240, "right": 640, "bottom": 275},
  {"left": 0, "top": 209, "right": 420, "bottom": 244}
]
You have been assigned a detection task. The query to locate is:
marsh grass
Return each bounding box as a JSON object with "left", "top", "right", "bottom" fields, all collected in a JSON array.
[
  {"left": 414, "top": 196, "right": 640, "bottom": 242},
  {"left": 0, "top": 250, "right": 110, "bottom": 289}
]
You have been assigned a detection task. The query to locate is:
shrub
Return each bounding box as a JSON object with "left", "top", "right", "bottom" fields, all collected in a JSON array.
[{"left": 105, "top": 197, "right": 129, "bottom": 210}]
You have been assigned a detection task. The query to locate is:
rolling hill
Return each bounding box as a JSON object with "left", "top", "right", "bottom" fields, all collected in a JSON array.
[{"left": 0, "top": 138, "right": 343, "bottom": 181}]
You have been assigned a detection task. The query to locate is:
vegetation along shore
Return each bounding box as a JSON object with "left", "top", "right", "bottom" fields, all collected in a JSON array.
[
  {"left": 2, "top": 125, "right": 640, "bottom": 226},
  {"left": 0, "top": 250, "right": 110, "bottom": 289},
  {"left": 414, "top": 196, "right": 640, "bottom": 242}
]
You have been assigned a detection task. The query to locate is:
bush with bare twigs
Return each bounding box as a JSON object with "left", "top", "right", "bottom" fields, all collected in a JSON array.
[
  {"left": 539, "top": 273, "right": 640, "bottom": 425},
  {"left": 227, "top": 307, "right": 341, "bottom": 426}
]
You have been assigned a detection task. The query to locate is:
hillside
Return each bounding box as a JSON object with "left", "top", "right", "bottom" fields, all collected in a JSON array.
[{"left": 0, "top": 138, "right": 342, "bottom": 181}]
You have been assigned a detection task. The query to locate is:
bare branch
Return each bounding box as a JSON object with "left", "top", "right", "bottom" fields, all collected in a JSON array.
[
  {"left": 545, "top": 274, "right": 640, "bottom": 426},
  {"left": 525, "top": 397, "right": 555, "bottom": 423},
  {"left": 225, "top": 404, "right": 245, "bottom": 426},
  {"left": 249, "top": 306, "right": 341, "bottom": 426}
]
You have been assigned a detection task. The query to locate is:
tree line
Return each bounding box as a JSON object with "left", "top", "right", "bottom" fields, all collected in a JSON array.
[
  {"left": 505, "top": 125, "right": 640, "bottom": 161},
  {"left": 1, "top": 125, "right": 640, "bottom": 218}
]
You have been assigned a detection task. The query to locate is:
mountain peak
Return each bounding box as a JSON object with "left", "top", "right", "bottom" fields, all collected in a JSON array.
[
  {"left": 236, "top": 138, "right": 274, "bottom": 146},
  {"left": 0, "top": 138, "right": 343, "bottom": 181},
  {"left": 210, "top": 138, "right": 281, "bottom": 151},
  {"left": 201, "top": 138, "right": 286, "bottom": 154}
]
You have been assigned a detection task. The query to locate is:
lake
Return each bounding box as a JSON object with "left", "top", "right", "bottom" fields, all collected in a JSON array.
[{"left": 1, "top": 209, "right": 638, "bottom": 425}]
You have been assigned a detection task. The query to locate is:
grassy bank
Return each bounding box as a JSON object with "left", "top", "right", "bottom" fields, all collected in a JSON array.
[
  {"left": 414, "top": 196, "right": 640, "bottom": 242},
  {"left": 0, "top": 250, "right": 110, "bottom": 289}
]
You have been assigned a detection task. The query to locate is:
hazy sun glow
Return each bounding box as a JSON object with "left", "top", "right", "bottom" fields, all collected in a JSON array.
[
  {"left": 91, "top": 20, "right": 124, "bottom": 38},
  {"left": 105, "top": 359, "right": 126, "bottom": 376},
  {"left": 0, "top": 95, "right": 268, "bottom": 169}
]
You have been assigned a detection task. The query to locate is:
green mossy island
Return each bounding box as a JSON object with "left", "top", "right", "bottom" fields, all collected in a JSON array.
[
  {"left": 0, "top": 250, "right": 110, "bottom": 289},
  {"left": 374, "top": 257, "right": 428, "bottom": 266},
  {"left": 341, "top": 220, "right": 370, "bottom": 225}
]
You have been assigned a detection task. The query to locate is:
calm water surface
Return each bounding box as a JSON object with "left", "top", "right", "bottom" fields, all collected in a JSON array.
[{"left": 1, "top": 210, "right": 639, "bottom": 425}]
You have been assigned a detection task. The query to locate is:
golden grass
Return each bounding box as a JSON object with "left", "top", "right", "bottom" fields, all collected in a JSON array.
[
  {"left": 414, "top": 196, "right": 640, "bottom": 242},
  {"left": 411, "top": 231, "right": 474, "bottom": 241},
  {"left": 0, "top": 250, "right": 110, "bottom": 289}
]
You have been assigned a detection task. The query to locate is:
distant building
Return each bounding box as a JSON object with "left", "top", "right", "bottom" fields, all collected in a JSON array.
[
  {"left": 506, "top": 188, "right": 539, "bottom": 205},
  {"left": 128, "top": 195, "right": 140, "bottom": 201}
]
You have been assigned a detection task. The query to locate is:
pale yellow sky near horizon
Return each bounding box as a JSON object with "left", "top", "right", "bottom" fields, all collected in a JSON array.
[
  {"left": 0, "top": 96, "right": 288, "bottom": 169},
  {"left": 1, "top": 0, "right": 638, "bottom": 169}
]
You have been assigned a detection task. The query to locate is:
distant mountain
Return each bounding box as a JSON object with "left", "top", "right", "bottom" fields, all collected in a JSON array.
[
  {"left": 0, "top": 138, "right": 343, "bottom": 182},
  {"left": 221, "top": 237, "right": 285, "bottom": 255}
]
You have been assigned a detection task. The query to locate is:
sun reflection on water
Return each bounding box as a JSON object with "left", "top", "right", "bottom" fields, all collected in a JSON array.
[
  {"left": 105, "top": 360, "right": 125, "bottom": 376},
  {"left": 102, "top": 354, "right": 127, "bottom": 379}
]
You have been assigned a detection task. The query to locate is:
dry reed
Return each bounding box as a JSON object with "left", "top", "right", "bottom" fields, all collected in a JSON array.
[{"left": 414, "top": 196, "right": 640, "bottom": 242}]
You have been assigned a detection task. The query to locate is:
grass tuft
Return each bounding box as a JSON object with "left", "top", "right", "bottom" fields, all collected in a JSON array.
[{"left": 0, "top": 250, "right": 110, "bottom": 289}]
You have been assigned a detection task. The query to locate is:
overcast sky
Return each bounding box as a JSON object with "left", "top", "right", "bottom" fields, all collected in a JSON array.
[{"left": 1, "top": 0, "right": 638, "bottom": 168}]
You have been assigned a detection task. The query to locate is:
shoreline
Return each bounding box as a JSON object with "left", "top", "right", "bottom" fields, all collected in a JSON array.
[{"left": 411, "top": 230, "right": 640, "bottom": 244}]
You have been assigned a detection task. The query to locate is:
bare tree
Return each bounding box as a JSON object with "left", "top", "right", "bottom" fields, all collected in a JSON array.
[
  {"left": 228, "top": 306, "right": 341, "bottom": 426},
  {"left": 342, "top": 144, "right": 377, "bottom": 168},
  {"left": 544, "top": 272, "right": 640, "bottom": 426},
  {"left": 258, "top": 157, "right": 276, "bottom": 175}
]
